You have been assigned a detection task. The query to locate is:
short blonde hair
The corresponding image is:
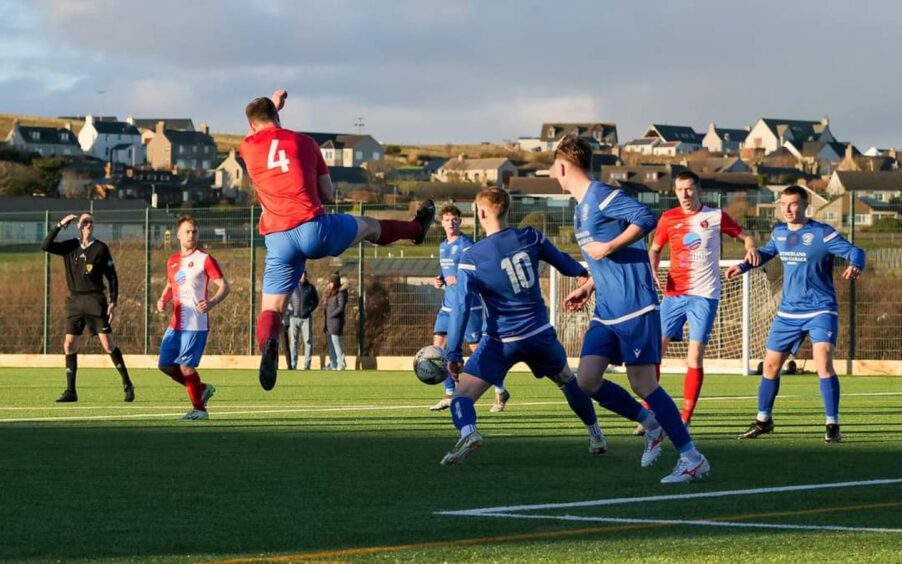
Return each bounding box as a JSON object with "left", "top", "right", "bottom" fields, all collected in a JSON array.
[{"left": 475, "top": 186, "right": 510, "bottom": 218}]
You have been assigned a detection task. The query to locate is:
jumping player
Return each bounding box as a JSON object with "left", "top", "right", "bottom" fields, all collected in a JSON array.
[
  {"left": 156, "top": 215, "right": 230, "bottom": 420},
  {"left": 440, "top": 187, "right": 606, "bottom": 465},
  {"left": 238, "top": 89, "right": 435, "bottom": 390},
  {"left": 430, "top": 203, "right": 510, "bottom": 413},
  {"left": 644, "top": 170, "right": 759, "bottom": 428},
  {"left": 41, "top": 213, "right": 135, "bottom": 403},
  {"left": 555, "top": 137, "right": 710, "bottom": 484},
  {"left": 727, "top": 185, "right": 865, "bottom": 443}
]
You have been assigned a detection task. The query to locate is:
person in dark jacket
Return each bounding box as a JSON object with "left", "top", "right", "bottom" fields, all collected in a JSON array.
[
  {"left": 285, "top": 270, "right": 319, "bottom": 370},
  {"left": 323, "top": 272, "right": 348, "bottom": 370},
  {"left": 41, "top": 212, "right": 134, "bottom": 403}
]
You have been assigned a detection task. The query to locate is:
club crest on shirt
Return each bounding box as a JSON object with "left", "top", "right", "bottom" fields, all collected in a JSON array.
[
  {"left": 700, "top": 219, "right": 709, "bottom": 229},
  {"left": 188, "top": 262, "right": 194, "bottom": 268},
  {"left": 85, "top": 264, "right": 93, "bottom": 273},
  {"left": 802, "top": 233, "right": 814, "bottom": 246}
]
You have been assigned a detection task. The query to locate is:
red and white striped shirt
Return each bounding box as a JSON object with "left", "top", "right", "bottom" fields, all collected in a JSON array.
[
  {"left": 654, "top": 206, "right": 743, "bottom": 299},
  {"left": 166, "top": 248, "right": 224, "bottom": 331}
]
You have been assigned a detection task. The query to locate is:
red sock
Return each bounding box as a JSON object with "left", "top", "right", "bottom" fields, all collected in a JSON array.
[
  {"left": 256, "top": 310, "right": 283, "bottom": 351},
  {"left": 682, "top": 367, "right": 704, "bottom": 424},
  {"left": 375, "top": 219, "right": 421, "bottom": 245},
  {"left": 183, "top": 371, "right": 205, "bottom": 410},
  {"left": 641, "top": 365, "right": 662, "bottom": 410}
]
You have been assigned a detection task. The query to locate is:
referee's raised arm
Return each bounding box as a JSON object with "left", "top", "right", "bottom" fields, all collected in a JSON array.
[{"left": 41, "top": 214, "right": 78, "bottom": 254}]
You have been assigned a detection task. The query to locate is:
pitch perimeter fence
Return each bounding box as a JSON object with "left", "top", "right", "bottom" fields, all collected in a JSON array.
[{"left": 0, "top": 196, "right": 899, "bottom": 365}]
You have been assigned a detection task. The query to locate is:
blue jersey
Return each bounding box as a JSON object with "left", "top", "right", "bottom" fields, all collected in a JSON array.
[
  {"left": 445, "top": 227, "right": 587, "bottom": 362},
  {"left": 574, "top": 182, "right": 659, "bottom": 324},
  {"left": 738, "top": 220, "right": 865, "bottom": 315},
  {"left": 438, "top": 233, "right": 474, "bottom": 310}
]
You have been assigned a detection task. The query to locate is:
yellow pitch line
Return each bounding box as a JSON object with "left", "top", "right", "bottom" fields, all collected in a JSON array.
[{"left": 202, "top": 500, "right": 902, "bottom": 564}]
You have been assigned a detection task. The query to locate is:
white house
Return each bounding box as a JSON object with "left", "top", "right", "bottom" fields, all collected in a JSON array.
[
  {"left": 4, "top": 121, "right": 82, "bottom": 157},
  {"left": 744, "top": 117, "right": 835, "bottom": 155},
  {"left": 435, "top": 157, "right": 518, "bottom": 186},
  {"left": 622, "top": 137, "right": 660, "bottom": 155},
  {"left": 214, "top": 148, "right": 245, "bottom": 190},
  {"left": 78, "top": 114, "right": 145, "bottom": 165},
  {"left": 702, "top": 123, "right": 749, "bottom": 154},
  {"left": 539, "top": 123, "right": 618, "bottom": 152}
]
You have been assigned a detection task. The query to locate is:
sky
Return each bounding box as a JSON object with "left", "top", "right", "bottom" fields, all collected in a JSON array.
[{"left": 2, "top": 0, "right": 901, "bottom": 147}]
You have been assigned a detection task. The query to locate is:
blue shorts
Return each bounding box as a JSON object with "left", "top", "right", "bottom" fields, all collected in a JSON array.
[
  {"left": 262, "top": 214, "right": 359, "bottom": 295},
  {"left": 159, "top": 329, "right": 209, "bottom": 368},
  {"left": 661, "top": 295, "right": 719, "bottom": 344},
  {"left": 433, "top": 307, "right": 484, "bottom": 344},
  {"left": 766, "top": 313, "right": 838, "bottom": 355},
  {"left": 464, "top": 327, "right": 568, "bottom": 387},
  {"left": 581, "top": 309, "right": 662, "bottom": 366}
]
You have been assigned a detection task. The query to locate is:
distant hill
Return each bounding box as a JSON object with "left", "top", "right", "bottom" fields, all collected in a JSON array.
[{"left": 0, "top": 114, "right": 83, "bottom": 140}]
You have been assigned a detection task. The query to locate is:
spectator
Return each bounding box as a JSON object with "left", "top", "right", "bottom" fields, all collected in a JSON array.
[
  {"left": 286, "top": 271, "right": 319, "bottom": 370},
  {"left": 323, "top": 272, "right": 348, "bottom": 370}
]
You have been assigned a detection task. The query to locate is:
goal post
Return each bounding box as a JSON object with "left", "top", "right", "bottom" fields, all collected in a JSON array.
[{"left": 549, "top": 260, "right": 777, "bottom": 375}]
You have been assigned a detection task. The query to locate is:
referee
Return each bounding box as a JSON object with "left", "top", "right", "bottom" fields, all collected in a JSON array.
[{"left": 41, "top": 212, "right": 135, "bottom": 403}]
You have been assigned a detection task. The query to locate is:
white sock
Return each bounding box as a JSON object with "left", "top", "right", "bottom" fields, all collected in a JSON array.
[
  {"left": 826, "top": 416, "right": 838, "bottom": 425},
  {"left": 756, "top": 412, "right": 771, "bottom": 423},
  {"left": 640, "top": 411, "right": 661, "bottom": 431},
  {"left": 460, "top": 424, "right": 476, "bottom": 437}
]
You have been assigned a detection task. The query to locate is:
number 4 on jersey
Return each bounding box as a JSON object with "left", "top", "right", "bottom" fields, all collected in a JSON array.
[{"left": 267, "top": 139, "right": 290, "bottom": 173}]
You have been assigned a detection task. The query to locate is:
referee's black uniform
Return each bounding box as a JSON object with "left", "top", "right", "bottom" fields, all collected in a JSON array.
[{"left": 42, "top": 221, "right": 134, "bottom": 402}]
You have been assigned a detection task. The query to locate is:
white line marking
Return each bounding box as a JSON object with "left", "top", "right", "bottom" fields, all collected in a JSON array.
[
  {"left": 437, "top": 478, "right": 902, "bottom": 516},
  {"left": 468, "top": 512, "right": 902, "bottom": 534}
]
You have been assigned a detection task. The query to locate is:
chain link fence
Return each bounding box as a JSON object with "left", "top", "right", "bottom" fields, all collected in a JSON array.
[{"left": 1, "top": 194, "right": 899, "bottom": 364}]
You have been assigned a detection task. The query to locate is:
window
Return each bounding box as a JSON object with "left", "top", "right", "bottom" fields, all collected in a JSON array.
[
  {"left": 179, "top": 145, "right": 184, "bottom": 154},
  {"left": 855, "top": 214, "right": 867, "bottom": 224},
  {"left": 30, "top": 131, "right": 40, "bottom": 141},
  {"left": 638, "top": 192, "right": 659, "bottom": 204},
  {"left": 874, "top": 193, "right": 885, "bottom": 201},
  {"left": 324, "top": 150, "right": 333, "bottom": 159},
  {"left": 355, "top": 150, "right": 363, "bottom": 161},
  {"left": 204, "top": 146, "right": 210, "bottom": 154},
  {"left": 645, "top": 172, "right": 658, "bottom": 180},
  {"left": 373, "top": 151, "right": 381, "bottom": 160},
  {"left": 610, "top": 171, "right": 628, "bottom": 180}
]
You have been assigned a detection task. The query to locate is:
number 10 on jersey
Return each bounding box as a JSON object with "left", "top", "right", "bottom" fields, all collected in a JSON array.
[{"left": 501, "top": 252, "right": 535, "bottom": 294}]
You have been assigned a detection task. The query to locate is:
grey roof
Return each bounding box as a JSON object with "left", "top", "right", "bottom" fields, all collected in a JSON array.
[
  {"left": 646, "top": 124, "right": 702, "bottom": 143},
  {"left": 303, "top": 132, "right": 374, "bottom": 149},
  {"left": 687, "top": 157, "right": 749, "bottom": 174},
  {"left": 540, "top": 122, "right": 618, "bottom": 143},
  {"left": 164, "top": 129, "right": 215, "bottom": 146},
  {"left": 92, "top": 121, "right": 140, "bottom": 136},
  {"left": 110, "top": 143, "right": 133, "bottom": 151},
  {"left": 59, "top": 115, "right": 118, "bottom": 122},
  {"left": 761, "top": 118, "right": 828, "bottom": 141},
  {"left": 624, "top": 137, "right": 658, "bottom": 146},
  {"left": 833, "top": 171, "right": 902, "bottom": 192},
  {"left": 439, "top": 158, "right": 513, "bottom": 172},
  {"left": 713, "top": 127, "right": 749, "bottom": 142},
  {"left": 132, "top": 118, "right": 195, "bottom": 131},
  {"left": 14, "top": 125, "right": 79, "bottom": 146}
]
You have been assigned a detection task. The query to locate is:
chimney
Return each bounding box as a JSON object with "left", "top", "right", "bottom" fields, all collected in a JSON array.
[
  {"left": 229, "top": 148, "right": 236, "bottom": 159},
  {"left": 821, "top": 116, "right": 830, "bottom": 127},
  {"left": 889, "top": 147, "right": 898, "bottom": 161},
  {"left": 85, "top": 113, "right": 94, "bottom": 125},
  {"left": 708, "top": 122, "right": 716, "bottom": 134},
  {"left": 845, "top": 143, "right": 854, "bottom": 161},
  {"left": 457, "top": 154, "right": 464, "bottom": 162},
  {"left": 199, "top": 122, "right": 209, "bottom": 135},
  {"left": 125, "top": 115, "right": 134, "bottom": 125},
  {"left": 156, "top": 121, "right": 165, "bottom": 135},
  {"left": 64, "top": 122, "right": 72, "bottom": 131}
]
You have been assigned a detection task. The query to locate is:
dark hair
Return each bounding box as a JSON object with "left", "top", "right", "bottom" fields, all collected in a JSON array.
[
  {"left": 245, "top": 97, "right": 279, "bottom": 124},
  {"left": 675, "top": 170, "right": 700, "bottom": 186},
  {"left": 176, "top": 214, "right": 196, "bottom": 229},
  {"left": 782, "top": 185, "right": 809, "bottom": 201},
  {"left": 553, "top": 137, "right": 592, "bottom": 171},
  {"left": 438, "top": 203, "right": 462, "bottom": 218}
]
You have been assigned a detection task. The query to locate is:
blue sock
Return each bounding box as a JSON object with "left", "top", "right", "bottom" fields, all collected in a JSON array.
[
  {"left": 443, "top": 375, "right": 456, "bottom": 396},
  {"left": 757, "top": 377, "right": 780, "bottom": 420},
  {"left": 645, "top": 387, "right": 692, "bottom": 452},
  {"left": 592, "top": 379, "right": 643, "bottom": 422},
  {"left": 819, "top": 375, "right": 840, "bottom": 424},
  {"left": 450, "top": 396, "right": 476, "bottom": 436},
  {"left": 561, "top": 377, "right": 597, "bottom": 426}
]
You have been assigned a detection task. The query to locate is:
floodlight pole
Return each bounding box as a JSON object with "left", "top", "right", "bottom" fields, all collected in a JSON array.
[{"left": 43, "top": 210, "right": 50, "bottom": 354}]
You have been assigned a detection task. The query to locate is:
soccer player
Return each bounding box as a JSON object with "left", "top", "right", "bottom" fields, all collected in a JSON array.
[
  {"left": 41, "top": 213, "right": 134, "bottom": 403},
  {"left": 440, "top": 187, "right": 607, "bottom": 465},
  {"left": 644, "top": 170, "right": 759, "bottom": 428},
  {"left": 555, "top": 138, "right": 710, "bottom": 484},
  {"left": 429, "top": 203, "right": 510, "bottom": 413},
  {"left": 238, "top": 89, "right": 435, "bottom": 390},
  {"left": 726, "top": 185, "right": 865, "bottom": 443},
  {"left": 156, "top": 215, "right": 230, "bottom": 420}
]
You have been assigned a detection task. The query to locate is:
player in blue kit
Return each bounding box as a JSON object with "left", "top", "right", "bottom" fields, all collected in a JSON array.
[
  {"left": 555, "top": 137, "right": 710, "bottom": 484},
  {"left": 440, "top": 187, "right": 607, "bottom": 465},
  {"left": 726, "top": 185, "right": 865, "bottom": 443},
  {"left": 429, "top": 203, "right": 509, "bottom": 413}
]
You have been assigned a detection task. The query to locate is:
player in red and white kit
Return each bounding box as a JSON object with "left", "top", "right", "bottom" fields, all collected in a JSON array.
[
  {"left": 239, "top": 90, "right": 435, "bottom": 391},
  {"left": 157, "top": 215, "right": 230, "bottom": 420},
  {"left": 644, "top": 170, "right": 759, "bottom": 429}
]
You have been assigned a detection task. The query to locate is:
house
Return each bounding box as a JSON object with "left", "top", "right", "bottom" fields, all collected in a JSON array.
[
  {"left": 686, "top": 157, "right": 751, "bottom": 174},
  {"left": 214, "top": 149, "right": 246, "bottom": 190},
  {"left": 702, "top": 123, "right": 749, "bottom": 154},
  {"left": 508, "top": 177, "right": 567, "bottom": 198},
  {"left": 304, "top": 132, "right": 383, "bottom": 167},
  {"left": 434, "top": 157, "right": 518, "bottom": 186},
  {"left": 642, "top": 124, "right": 703, "bottom": 151},
  {"left": 622, "top": 137, "right": 660, "bottom": 155},
  {"left": 815, "top": 194, "right": 899, "bottom": 229},
  {"left": 782, "top": 140, "right": 848, "bottom": 175},
  {"left": 329, "top": 166, "right": 370, "bottom": 199},
  {"left": 825, "top": 170, "right": 902, "bottom": 203},
  {"left": 835, "top": 144, "right": 897, "bottom": 173},
  {"left": 146, "top": 121, "right": 217, "bottom": 171},
  {"left": 538, "top": 123, "right": 618, "bottom": 152},
  {"left": 4, "top": 121, "right": 82, "bottom": 157},
  {"left": 755, "top": 184, "right": 828, "bottom": 223},
  {"left": 599, "top": 164, "right": 682, "bottom": 206},
  {"left": 744, "top": 117, "right": 835, "bottom": 155},
  {"left": 127, "top": 117, "right": 195, "bottom": 145},
  {"left": 515, "top": 137, "right": 545, "bottom": 153},
  {"left": 652, "top": 141, "right": 696, "bottom": 157},
  {"left": 78, "top": 114, "right": 145, "bottom": 165}
]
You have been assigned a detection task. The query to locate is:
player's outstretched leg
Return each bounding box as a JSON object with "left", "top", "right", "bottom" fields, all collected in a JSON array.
[
  {"left": 558, "top": 375, "right": 606, "bottom": 454},
  {"left": 256, "top": 310, "right": 283, "bottom": 391},
  {"left": 372, "top": 200, "right": 436, "bottom": 246},
  {"left": 441, "top": 395, "right": 482, "bottom": 465}
]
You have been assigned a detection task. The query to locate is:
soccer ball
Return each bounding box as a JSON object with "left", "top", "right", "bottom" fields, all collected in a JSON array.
[{"left": 414, "top": 345, "right": 448, "bottom": 385}]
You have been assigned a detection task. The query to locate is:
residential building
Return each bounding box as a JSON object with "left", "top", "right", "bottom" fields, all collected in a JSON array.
[
  {"left": 78, "top": 114, "right": 145, "bottom": 165},
  {"left": 745, "top": 117, "right": 835, "bottom": 155},
  {"left": 146, "top": 121, "right": 217, "bottom": 171},
  {"left": 538, "top": 123, "right": 618, "bottom": 152},
  {"left": 687, "top": 157, "right": 751, "bottom": 174},
  {"left": 825, "top": 170, "right": 902, "bottom": 203},
  {"left": 127, "top": 117, "right": 195, "bottom": 145},
  {"left": 815, "top": 194, "right": 898, "bottom": 229},
  {"left": 702, "top": 123, "right": 750, "bottom": 154},
  {"left": 435, "top": 157, "right": 518, "bottom": 186},
  {"left": 304, "top": 132, "right": 383, "bottom": 167},
  {"left": 213, "top": 149, "right": 246, "bottom": 190},
  {"left": 4, "top": 121, "right": 82, "bottom": 157}
]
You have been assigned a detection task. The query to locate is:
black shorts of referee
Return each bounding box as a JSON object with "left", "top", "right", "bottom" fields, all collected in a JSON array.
[{"left": 66, "top": 291, "right": 113, "bottom": 336}]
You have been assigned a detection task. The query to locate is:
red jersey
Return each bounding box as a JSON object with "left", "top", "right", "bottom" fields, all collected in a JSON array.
[
  {"left": 166, "top": 248, "right": 224, "bottom": 331},
  {"left": 653, "top": 206, "right": 744, "bottom": 299},
  {"left": 238, "top": 126, "right": 328, "bottom": 235}
]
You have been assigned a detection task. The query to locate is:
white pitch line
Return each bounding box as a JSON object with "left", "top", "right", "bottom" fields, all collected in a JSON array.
[
  {"left": 437, "top": 478, "right": 902, "bottom": 516},
  {"left": 468, "top": 512, "right": 902, "bottom": 534}
]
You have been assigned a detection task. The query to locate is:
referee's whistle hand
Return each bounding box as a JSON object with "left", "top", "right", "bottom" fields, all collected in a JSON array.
[{"left": 60, "top": 214, "right": 78, "bottom": 227}]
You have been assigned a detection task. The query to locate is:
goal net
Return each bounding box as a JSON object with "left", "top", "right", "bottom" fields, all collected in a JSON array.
[{"left": 549, "top": 260, "right": 778, "bottom": 375}]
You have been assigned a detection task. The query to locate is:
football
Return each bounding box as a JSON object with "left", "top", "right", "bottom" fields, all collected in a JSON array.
[{"left": 413, "top": 345, "right": 448, "bottom": 385}]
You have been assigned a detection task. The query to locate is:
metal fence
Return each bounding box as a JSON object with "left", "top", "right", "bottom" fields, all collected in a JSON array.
[{"left": 1, "top": 194, "right": 899, "bottom": 363}]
